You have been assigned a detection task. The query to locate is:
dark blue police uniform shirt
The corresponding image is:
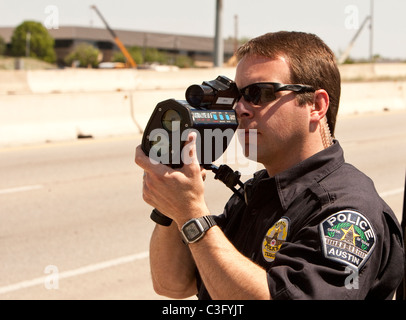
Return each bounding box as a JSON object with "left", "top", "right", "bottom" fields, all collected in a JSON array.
[{"left": 196, "top": 140, "right": 404, "bottom": 300}]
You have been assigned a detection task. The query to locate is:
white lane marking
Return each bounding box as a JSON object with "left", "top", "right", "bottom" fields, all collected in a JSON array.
[
  {"left": 0, "top": 185, "right": 43, "bottom": 195},
  {"left": 0, "top": 251, "right": 149, "bottom": 295},
  {"left": 379, "top": 187, "right": 404, "bottom": 198}
]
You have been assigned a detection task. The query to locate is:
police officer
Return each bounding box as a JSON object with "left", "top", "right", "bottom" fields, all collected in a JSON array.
[{"left": 135, "top": 31, "right": 404, "bottom": 299}]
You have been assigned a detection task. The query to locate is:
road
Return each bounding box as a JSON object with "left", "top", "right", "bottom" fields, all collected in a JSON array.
[{"left": 0, "top": 110, "right": 405, "bottom": 300}]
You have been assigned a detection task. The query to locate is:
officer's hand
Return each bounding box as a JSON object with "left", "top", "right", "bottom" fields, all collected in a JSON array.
[{"left": 135, "top": 131, "right": 210, "bottom": 227}]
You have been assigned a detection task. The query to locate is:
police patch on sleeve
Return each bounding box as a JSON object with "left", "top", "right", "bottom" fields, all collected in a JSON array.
[
  {"left": 262, "top": 217, "right": 289, "bottom": 262},
  {"left": 319, "top": 210, "right": 376, "bottom": 270}
]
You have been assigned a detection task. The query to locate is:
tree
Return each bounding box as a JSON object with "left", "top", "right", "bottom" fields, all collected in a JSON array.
[
  {"left": 112, "top": 46, "right": 144, "bottom": 65},
  {"left": 10, "top": 21, "right": 56, "bottom": 63},
  {"left": 112, "top": 46, "right": 169, "bottom": 66},
  {"left": 144, "top": 47, "right": 168, "bottom": 64},
  {"left": 64, "top": 43, "right": 101, "bottom": 68},
  {"left": 0, "top": 36, "right": 6, "bottom": 55},
  {"left": 174, "top": 54, "right": 194, "bottom": 68}
]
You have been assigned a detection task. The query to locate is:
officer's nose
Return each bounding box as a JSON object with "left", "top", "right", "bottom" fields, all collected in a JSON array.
[{"left": 235, "top": 97, "right": 254, "bottom": 120}]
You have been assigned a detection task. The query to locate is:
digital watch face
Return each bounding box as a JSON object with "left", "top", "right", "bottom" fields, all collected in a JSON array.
[
  {"left": 183, "top": 220, "right": 204, "bottom": 242},
  {"left": 185, "top": 222, "right": 201, "bottom": 240}
]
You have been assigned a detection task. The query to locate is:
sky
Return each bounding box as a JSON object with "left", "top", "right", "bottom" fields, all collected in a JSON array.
[{"left": 1, "top": 0, "right": 405, "bottom": 60}]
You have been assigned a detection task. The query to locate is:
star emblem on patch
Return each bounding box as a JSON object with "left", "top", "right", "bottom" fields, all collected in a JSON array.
[{"left": 319, "top": 210, "right": 376, "bottom": 270}]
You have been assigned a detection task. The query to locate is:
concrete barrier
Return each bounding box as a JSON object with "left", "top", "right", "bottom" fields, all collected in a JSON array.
[
  {"left": 0, "top": 68, "right": 237, "bottom": 147},
  {"left": 0, "top": 91, "right": 134, "bottom": 146},
  {"left": 2, "top": 63, "right": 406, "bottom": 94},
  {"left": 0, "top": 68, "right": 236, "bottom": 94},
  {"left": 0, "top": 67, "right": 405, "bottom": 147},
  {"left": 340, "top": 81, "right": 406, "bottom": 115},
  {"left": 0, "top": 70, "right": 32, "bottom": 94},
  {"left": 26, "top": 69, "right": 140, "bottom": 93},
  {"left": 339, "top": 63, "right": 406, "bottom": 81}
]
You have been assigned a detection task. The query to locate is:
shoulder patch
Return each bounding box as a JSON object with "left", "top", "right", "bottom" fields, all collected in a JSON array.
[
  {"left": 319, "top": 210, "right": 376, "bottom": 270},
  {"left": 262, "top": 217, "right": 290, "bottom": 262}
]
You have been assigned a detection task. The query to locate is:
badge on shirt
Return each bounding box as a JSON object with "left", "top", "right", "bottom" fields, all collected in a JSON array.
[
  {"left": 262, "top": 217, "right": 290, "bottom": 262},
  {"left": 319, "top": 210, "right": 376, "bottom": 270}
]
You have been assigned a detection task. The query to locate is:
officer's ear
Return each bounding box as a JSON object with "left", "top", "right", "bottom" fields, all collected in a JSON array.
[{"left": 309, "top": 89, "right": 329, "bottom": 123}]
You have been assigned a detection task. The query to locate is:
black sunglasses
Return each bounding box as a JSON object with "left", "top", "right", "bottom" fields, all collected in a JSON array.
[{"left": 239, "top": 82, "right": 315, "bottom": 105}]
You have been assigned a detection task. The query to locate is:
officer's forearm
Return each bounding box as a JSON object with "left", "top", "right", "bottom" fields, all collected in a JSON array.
[
  {"left": 149, "top": 223, "right": 197, "bottom": 299},
  {"left": 189, "top": 226, "right": 271, "bottom": 300}
]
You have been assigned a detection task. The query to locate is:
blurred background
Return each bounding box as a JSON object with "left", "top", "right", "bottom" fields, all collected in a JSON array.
[{"left": 0, "top": 0, "right": 405, "bottom": 300}]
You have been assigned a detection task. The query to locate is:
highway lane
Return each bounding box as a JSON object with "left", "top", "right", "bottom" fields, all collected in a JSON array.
[
  {"left": 0, "top": 110, "right": 405, "bottom": 300},
  {"left": 335, "top": 110, "right": 406, "bottom": 219},
  {"left": 0, "top": 136, "right": 160, "bottom": 299}
]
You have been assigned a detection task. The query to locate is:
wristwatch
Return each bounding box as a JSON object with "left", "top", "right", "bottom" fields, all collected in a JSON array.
[{"left": 181, "top": 216, "right": 217, "bottom": 244}]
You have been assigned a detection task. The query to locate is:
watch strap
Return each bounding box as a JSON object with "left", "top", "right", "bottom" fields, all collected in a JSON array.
[
  {"left": 198, "top": 215, "right": 217, "bottom": 231},
  {"left": 150, "top": 209, "right": 173, "bottom": 226}
]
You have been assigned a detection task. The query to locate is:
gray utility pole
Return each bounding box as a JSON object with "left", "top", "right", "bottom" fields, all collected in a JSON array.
[
  {"left": 214, "top": 0, "right": 224, "bottom": 67},
  {"left": 369, "top": 0, "right": 374, "bottom": 61},
  {"left": 25, "top": 31, "right": 31, "bottom": 57},
  {"left": 234, "top": 14, "right": 239, "bottom": 53}
]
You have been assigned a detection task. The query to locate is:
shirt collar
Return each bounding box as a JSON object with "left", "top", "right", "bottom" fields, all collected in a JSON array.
[{"left": 270, "top": 140, "right": 345, "bottom": 211}]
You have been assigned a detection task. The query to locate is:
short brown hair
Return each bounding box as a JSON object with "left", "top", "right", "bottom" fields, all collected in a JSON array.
[{"left": 236, "top": 31, "right": 341, "bottom": 135}]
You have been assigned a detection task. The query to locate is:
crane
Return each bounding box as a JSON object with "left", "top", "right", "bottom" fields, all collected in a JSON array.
[
  {"left": 90, "top": 5, "right": 137, "bottom": 68},
  {"left": 338, "top": 15, "right": 371, "bottom": 64}
]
